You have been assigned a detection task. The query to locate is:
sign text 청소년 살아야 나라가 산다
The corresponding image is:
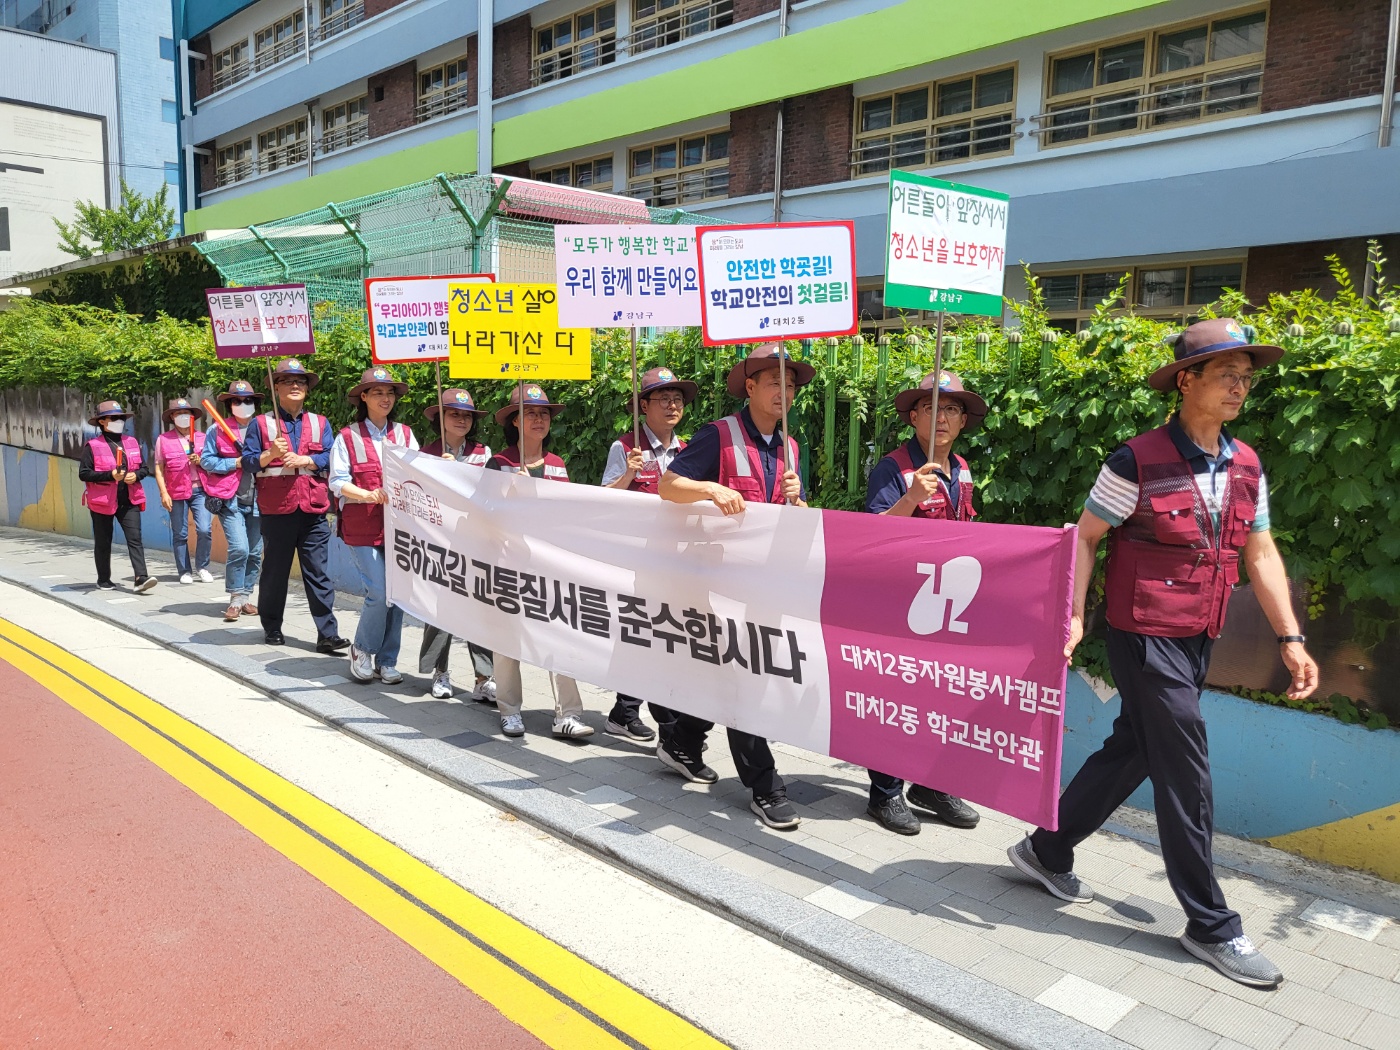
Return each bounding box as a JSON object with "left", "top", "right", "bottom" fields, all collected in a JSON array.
[{"left": 446, "top": 282, "right": 592, "bottom": 381}]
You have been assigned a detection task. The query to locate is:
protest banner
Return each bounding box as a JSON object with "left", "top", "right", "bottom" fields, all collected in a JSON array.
[
  {"left": 366, "top": 274, "right": 494, "bottom": 364},
  {"left": 883, "top": 171, "right": 1009, "bottom": 317},
  {"left": 553, "top": 225, "right": 702, "bottom": 329},
  {"left": 446, "top": 283, "right": 591, "bottom": 381},
  {"left": 204, "top": 284, "right": 314, "bottom": 360},
  {"left": 383, "top": 446, "right": 1074, "bottom": 828},
  {"left": 694, "top": 221, "right": 858, "bottom": 344}
]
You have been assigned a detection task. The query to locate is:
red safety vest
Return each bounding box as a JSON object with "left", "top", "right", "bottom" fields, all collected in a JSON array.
[
  {"left": 885, "top": 443, "right": 976, "bottom": 522},
  {"left": 715, "top": 413, "right": 798, "bottom": 505},
  {"left": 83, "top": 435, "right": 146, "bottom": 513},
  {"left": 201, "top": 426, "right": 245, "bottom": 500},
  {"left": 488, "top": 447, "right": 570, "bottom": 481},
  {"left": 1103, "top": 424, "right": 1262, "bottom": 639},
  {"left": 156, "top": 428, "right": 207, "bottom": 500},
  {"left": 254, "top": 410, "right": 331, "bottom": 516},
  {"left": 338, "top": 421, "right": 415, "bottom": 548},
  {"left": 422, "top": 437, "right": 491, "bottom": 465},
  {"left": 618, "top": 429, "right": 686, "bottom": 495}
]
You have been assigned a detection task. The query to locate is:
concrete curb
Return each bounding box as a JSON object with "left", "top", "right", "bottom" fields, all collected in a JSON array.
[{"left": 0, "top": 538, "right": 1133, "bottom": 1050}]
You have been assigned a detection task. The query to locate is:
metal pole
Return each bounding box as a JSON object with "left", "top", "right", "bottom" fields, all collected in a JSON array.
[
  {"left": 927, "top": 312, "right": 945, "bottom": 465},
  {"left": 477, "top": 0, "right": 494, "bottom": 175},
  {"left": 629, "top": 328, "right": 641, "bottom": 447},
  {"left": 1381, "top": 0, "right": 1400, "bottom": 147},
  {"left": 771, "top": 0, "right": 789, "bottom": 224},
  {"left": 435, "top": 361, "right": 445, "bottom": 443}
]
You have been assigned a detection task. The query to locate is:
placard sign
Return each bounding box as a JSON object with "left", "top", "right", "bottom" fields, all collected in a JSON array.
[
  {"left": 365, "top": 274, "right": 493, "bottom": 363},
  {"left": 446, "top": 282, "right": 591, "bottom": 380},
  {"left": 205, "top": 284, "right": 314, "bottom": 359},
  {"left": 553, "top": 225, "right": 702, "bottom": 328},
  {"left": 884, "top": 171, "right": 1009, "bottom": 317},
  {"left": 694, "top": 222, "right": 858, "bottom": 345}
]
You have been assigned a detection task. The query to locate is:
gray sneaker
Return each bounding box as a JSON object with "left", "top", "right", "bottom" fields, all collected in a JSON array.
[
  {"left": 1007, "top": 836, "right": 1095, "bottom": 903},
  {"left": 1180, "top": 934, "right": 1283, "bottom": 989}
]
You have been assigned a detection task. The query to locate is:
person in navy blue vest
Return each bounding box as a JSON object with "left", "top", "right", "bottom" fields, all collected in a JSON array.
[
  {"left": 1007, "top": 318, "right": 1319, "bottom": 990},
  {"left": 863, "top": 370, "right": 986, "bottom": 836}
]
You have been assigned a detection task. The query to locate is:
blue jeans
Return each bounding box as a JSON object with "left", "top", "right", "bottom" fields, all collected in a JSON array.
[
  {"left": 346, "top": 543, "right": 403, "bottom": 669},
  {"left": 216, "top": 502, "right": 263, "bottom": 603},
  {"left": 170, "top": 490, "right": 212, "bottom": 575}
]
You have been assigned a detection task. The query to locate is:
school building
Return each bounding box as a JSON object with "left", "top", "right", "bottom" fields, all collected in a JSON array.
[{"left": 174, "top": 0, "right": 1400, "bottom": 328}]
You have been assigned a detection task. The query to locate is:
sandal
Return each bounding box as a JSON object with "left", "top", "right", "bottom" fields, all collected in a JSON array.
[{"left": 224, "top": 604, "right": 241, "bottom": 622}]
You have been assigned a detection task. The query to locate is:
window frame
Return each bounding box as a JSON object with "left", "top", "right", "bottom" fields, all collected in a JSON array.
[
  {"left": 255, "top": 116, "right": 309, "bottom": 174},
  {"left": 318, "top": 96, "right": 369, "bottom": 154},
  {"left": 533, "top": 2, "right": 617, "bottom": 86},
  {"left": 1035, "top": 259, "right": 1248, "bottom": 331},
  {"left": 214, "top": 137, "right": 253, "bottom": 187},
  {"left": 626, "top": 129, "right": 729, "bottom": 207},
  {"left": 211, "top": 39, "right": 249, "bottom": 91},
  {"left": 251, "top": 10, "right": 306, "bottom": 72},
  {"left": 416, "top": 56, "right": 472, "bottom": 123},
  {"left": 533, "top": 155, "right": 616, "bottom": 190},
  {"left": 627, "top": 0, "right": 733, "bottom": 56}
]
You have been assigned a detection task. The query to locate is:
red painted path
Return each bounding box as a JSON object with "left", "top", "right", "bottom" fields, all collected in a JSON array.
[{"left": 0, "top": 656, "right": 546, "bottom": 1049}]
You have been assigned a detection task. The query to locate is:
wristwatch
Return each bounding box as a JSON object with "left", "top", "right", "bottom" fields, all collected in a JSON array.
[{"left": 1277, "top": 634, "right": 1306, "bottom": 645}]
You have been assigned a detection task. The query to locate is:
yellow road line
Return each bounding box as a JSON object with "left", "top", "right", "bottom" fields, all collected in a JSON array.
[{"left": 0, "top": 616, "right": 727, "bottom": 1050}]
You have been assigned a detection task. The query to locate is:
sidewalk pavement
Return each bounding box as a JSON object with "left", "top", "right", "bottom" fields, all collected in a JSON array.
[{"left": 4, "top": 525, "right": 1398, "bottom": 1050}]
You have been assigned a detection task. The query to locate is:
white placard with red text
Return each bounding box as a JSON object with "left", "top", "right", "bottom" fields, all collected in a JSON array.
[
  {"left": 365, "top": 274, "right": 493, "bottom": 363},
  {"left": 553, "top": 224, "right": 702, "bottom": 328}
]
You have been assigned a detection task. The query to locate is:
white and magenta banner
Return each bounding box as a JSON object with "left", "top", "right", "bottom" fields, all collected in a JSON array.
[
  {"left": 382, "top": 446, "right": 1075, "bottom": 828},
  {"left": 553, "top": 224, "right": 702, "bottom": 329}
]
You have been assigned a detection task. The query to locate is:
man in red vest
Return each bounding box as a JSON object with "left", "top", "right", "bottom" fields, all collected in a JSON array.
[
  {"left": 1007, "top": 318, "right": 1319, "bottom": 990},
  {"left": 863, "top": 370, "right": 985, "bottom": 835},
  {"left": 658, "top": 343, "right": 809, "bottom": 830},
  {"left": 600, "top": 366, "right": 698, "bottom": 742},
  {"left": 240, "top": 358, "right": 349, "bottom": 653}
]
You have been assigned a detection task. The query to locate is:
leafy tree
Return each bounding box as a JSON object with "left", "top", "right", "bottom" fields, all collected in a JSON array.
[{"left": 52, "top": 180, "right": 176, "bottom": 259}]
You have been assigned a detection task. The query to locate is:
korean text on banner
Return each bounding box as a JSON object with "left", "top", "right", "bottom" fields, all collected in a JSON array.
[
  {"left": 884, "top": 171, "right": 1009, "bottom": 317},
  {"left": 204, "top": 284, "right": 314, "bottom": 359},
  {"left": 695, "top": 222, "right": 858, "bottom": 345},
  {"left": 382, "top": 445, "right": 1074, "bottom": 829},
  {"left": 554, "top": 225, "right": 702, "bottom": 329},
  {"left": 366, "top": 274, "right": 493, "bottom": 364},
  {"left": 447, "top": 283, "right": 592, "bottom": 381}
]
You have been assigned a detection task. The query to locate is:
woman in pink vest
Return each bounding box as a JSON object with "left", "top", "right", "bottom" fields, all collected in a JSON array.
[
  {"left": 417, "top": 388, "right": 497, "bottom": 703},
  {"left": 200, "top": 379, "right": 265, "bottom": 622},
  {"left": 78, "top": 399, "right": 156, "bottom": 593},
  {"left": 154, "top": 396, "right": 213, "bottom": 585},
  {"left": 486, "top": 384, "right": 593, "bottom": 741},
  {"left": 329, "top": 367, "right": 418, "bottom": 686}
]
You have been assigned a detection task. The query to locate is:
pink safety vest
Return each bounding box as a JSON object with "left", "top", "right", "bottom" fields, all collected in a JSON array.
[
  {"left": 618, "top": 430, "right": 686, "bottom": 495},
  {"left": 488, "top": 447, "right": 570, "bottom": 481},
  {"left": 201, "top": 426, "right": 246, "bottom": 500},
  {"left": 338, "top": 420, "right": 414, "bottom": 548},
  {"left": 254, "top": 410, "right": 331, "bottom": 515},
  {"left": 83, "top": 435, "right": 146, "bottom": 514},
  {"left": 715, "top": 413, "right": 798, "bottom": 505},
  {"left": 885, "top": 443, "right": 976, "bottom": 522},
  {"left": 156, "top": 428, "right": 207, "bottom": 500},
  {"left": 422, "top": 437, "right": 491, "bottom": 465}
]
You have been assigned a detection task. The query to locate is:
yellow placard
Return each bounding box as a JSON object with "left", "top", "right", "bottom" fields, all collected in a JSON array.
[{"left": 447, "top": 282, "right": 592, "bottom": 380}]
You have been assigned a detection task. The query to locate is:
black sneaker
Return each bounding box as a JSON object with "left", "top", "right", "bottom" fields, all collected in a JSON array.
[
  {"left": 316, "top": 634, "right": 351, "bottom": 654},
  {"left": 906, "top": 784, "right": 981, "bottom": 828},
  {"left": 605, "top": 718, "right": 656, "bottom": 742},
  {"left": 96, "top": 580, "right": 115, "bottom": 590},
  {"left": 133, "top": 576, "right": 157, "bottom": 594},
  {"left": 751, "top": 792, "right": 800, "bottom": 830},
  {"left": 867, "top": 795, "right": 921, "bottom": 835},
  {"left": 656, "top": 741, "right": 718, "bottom": 784}
]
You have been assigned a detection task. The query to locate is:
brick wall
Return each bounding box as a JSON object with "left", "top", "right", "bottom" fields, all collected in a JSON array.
[
  {"left": 191, "top": 34, "right": 211, "bottom": 103},
  {"left": 729, "top": 103, "right": 777, "bottom": 198},
  {"left": 467, "top": 35, "right": 479, "bottom": 108},
  {"left": 782, "top": 85, "right": 853, "bottom": 189},
  {"left": 195, "top": 142, "right": 215, "bottom": 199},
  {"left": 364, "top": 0, "right": 414, "bottom": 16},
  {"left": 368, "top": 61, "right": 417, "bottom": 139},
  {"left": 1262, "top": 0, "right": 1394, "bottom": 112},
  {"left": 494, "top": 15, "right": 533, "bottom": 98},
  {"left": 732, "top": 0, "right": 780, "bottom": 20},
  {"left": 1244, "top": 236, "right": 1400, "bottom": 300}
]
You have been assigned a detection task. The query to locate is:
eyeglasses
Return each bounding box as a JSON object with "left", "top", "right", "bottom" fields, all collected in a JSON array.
[
  {"left": 1190, "top": 368, "right": 1255, "bottom": 391},
  {"left": 914, "top": 401, "right": 966, "bottom": 418},
  {"left": 276, "top": 377, "right": 309, "bottom": 387},
  {"left": 643, "top": 392, "right": 685, "bottom": 407}
]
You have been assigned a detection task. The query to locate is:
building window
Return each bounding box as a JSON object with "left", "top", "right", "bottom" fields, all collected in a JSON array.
[
  {"left": 852, "top": 65, "right": 1016, "bottom": 177},
  {"left": 161, "top": 99, "right": 179, "bottom": 124},
  {"left": 1038, "top": 260, "right": 1245, "bottom": 331},
  {"left": 535, "top": 155, "right": 615, "bottom": 190},
  {"left": 252, "top": 11, "right": 306, "bottom": 73},
  {"left": 627, "top": 0, "right": 732, "bottom": 56},
  {"left": 211, "top": 40, "right": 249, "bottom": 91},
  {"left": 256, "top": 117, "right": 308, "bottom": 173},
  {"left": 159, "top": 36, "right": 175, "bottom": 60},
  {"left": 533, "top": 3, "right": 616, "bottom": 86},
  {"left": 319, "top": 96, "right": 369, "bottom": 154},
  {"left": 164, "top": 161, "right": 181, "bottom": 186},
  {"left": 1036, "top": 7, "right": 1266, "bottom": 146},
  {"left": 416, "top": 57, "right": 471, "bottom": 123},
  {"left": 318, "top": 0, "right": 365, "bottom": 41},
  {"left": 215, "top": 138, "right": 253, "bottom": 187},
  {"left": 627, "top": 130, "right": 728, "bottom": 206}
]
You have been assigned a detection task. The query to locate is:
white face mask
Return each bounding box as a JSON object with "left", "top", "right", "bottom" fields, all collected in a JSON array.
[
  {"left": 172, "top": 413, "right": 192, "bottom": 429},
  {"left": 231, "top": 403, "right": 256, "bottom": 421},
  {"left": 104, "top": 419, "right": 125, "bottom": 435}
]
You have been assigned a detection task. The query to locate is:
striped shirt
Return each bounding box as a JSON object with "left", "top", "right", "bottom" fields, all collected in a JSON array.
[{"left": 1084, "top": 418, "right": 1270, "bottom": 533}]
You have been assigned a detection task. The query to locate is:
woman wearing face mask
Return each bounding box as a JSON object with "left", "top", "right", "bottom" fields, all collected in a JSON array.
[
  {"left": 329, "top": 367, "right": 418, "bottom": 686},
  {"left": 485, "top": 385, "right": 593, "bottom": 741},
  {"left": 155, "top": 397, "right": 213, "bottom": 585},
  {"left": 78, "top": 399, "right": 156, "bottom": 593},
  {"left": 417, "top": 388, "right": 497, "bottom": 703},
  {"left": 200, "top": 380, "right": 265, "bottom": 622}
]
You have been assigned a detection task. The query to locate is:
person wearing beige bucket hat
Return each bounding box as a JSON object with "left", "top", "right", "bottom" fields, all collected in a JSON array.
[
  {"left": 1006, "top": 317, "right": 1317, "bottom": 990},
  {"left": 862, "top": 369, "right": 988, "bottom": 837},
  {"left": 77, "top": 399, "right": 156, "bottom": 593},
  {"left": 154, "top": 396, "right": 215, "bottom": 585}
]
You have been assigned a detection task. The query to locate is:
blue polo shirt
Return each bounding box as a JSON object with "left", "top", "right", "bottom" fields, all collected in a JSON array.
[
  {"left": 667, "top": 406, "right": 807, "bottom": 500},
  {"left": 866, "top": 438, "right": 963, "bottom": 515},
  {"left": 240, "top": 406, "right": 333, "bottom": 475}
]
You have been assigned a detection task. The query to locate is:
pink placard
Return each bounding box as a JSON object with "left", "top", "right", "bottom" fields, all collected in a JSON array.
[
  {"left": 205, "top": 284, "right": 314, "bottom": 360},
  {"left": 819, "top": 510, "right": 1076, "bottom": 829}
]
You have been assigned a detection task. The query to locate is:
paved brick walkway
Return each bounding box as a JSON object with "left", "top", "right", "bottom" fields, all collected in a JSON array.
[{"left": 5, "top": 526, "right": 1398, "bottom": 1050}]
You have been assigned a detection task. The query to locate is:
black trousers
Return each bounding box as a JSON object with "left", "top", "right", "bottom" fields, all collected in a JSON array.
[
  {"left": 1030, "top": 627, "right": 1243, "bottom": 944},
  {"left": 91, "top": 505, "right": 147, "bottom": 584},
  {"left": 653, "top": 704, "right": 783, "bottom": 798},
  {"left": 257, "top": 511, "right": 339, "bottom": 640},
  {"left": 609, "top": 693, "right": 674, "bottom": 731}
]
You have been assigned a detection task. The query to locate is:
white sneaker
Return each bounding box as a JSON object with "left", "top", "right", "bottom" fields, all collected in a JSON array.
[
  {"left": 430, "top": 672, "right": 453, "bottom": 699},
  {"left": 500, "top": 714, "right": 525, "bottom": 738},
  {"left": 179, "top": 573, "right": 193, "bottom": 584},
  {"left": 552, "top": 715, "right": 595, "bottom": 739},
  {"left": 378, "top": 665, "right": 403, "bottom": 685},
  {"left": 470, "top": 677, "right": 497, "bottom": 704},
  {"left": 348, "top": 645, "right": 375, "bottom": 682},
  {"left": 196, "top": 568, "right": 215, "bottom": 583}
]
